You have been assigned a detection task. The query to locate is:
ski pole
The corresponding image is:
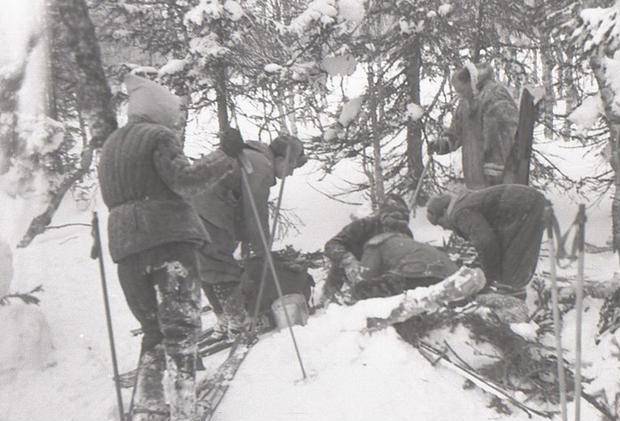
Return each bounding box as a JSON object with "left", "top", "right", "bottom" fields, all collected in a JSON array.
[
  {"left": 545, "top": 206, "right": 568, "bottom": 421},
  {"left": 238, "top": 157, "right": 308, "bottom": 379},
  {"left": 574, "top": 204, "right": 586, "bottom": 421},
  {"left": 92, "top": 212, "right": 126, "bottom": 421},
  {"left": 250, "top": 144, "right": 291, "bottom": 330}
]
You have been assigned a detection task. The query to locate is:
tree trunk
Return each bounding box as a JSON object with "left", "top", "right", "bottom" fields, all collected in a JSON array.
[
  {"left": 562, "top": 51, "right": 579, "bottom": 136},
  {"left": 589, "top": 54, "right": 620, "bottom": 262},
  {"left": 471, "top": 0, "right": 485, "bottom": 62},
  {"left": 541, "top": 45, "right": 555, "bottom": 139},
  {"left": 214, "top": 62, "right": 230, "bottom": 131},
  {"left": 19, "top": 0, "right": 117, "bottom": 247},
  {"left": 406, "top": 38, "right": 424, "bottom": 205},
  {"left": 368, "top": 65, "right": 385, "bottom": 204}
]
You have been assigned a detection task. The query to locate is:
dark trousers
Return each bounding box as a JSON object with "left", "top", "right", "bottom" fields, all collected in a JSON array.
[
  {"left": 497, "top": 198, "right": 546, "bottom": 294},
  {"left": 197, "top": 219, "right": 247, "bottom": 328},
  {"left": 117, "top": 241, "right": 201, "bottom": 419}
]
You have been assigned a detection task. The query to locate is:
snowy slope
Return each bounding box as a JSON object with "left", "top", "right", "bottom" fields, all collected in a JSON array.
[{"left": 2, "top": 153, "right": 620, "bottom": 421}]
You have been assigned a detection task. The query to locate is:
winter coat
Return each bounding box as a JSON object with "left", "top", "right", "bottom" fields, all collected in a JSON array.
[
  {"left": 360, "top": 232, "right": 458, "bottom": 283},
  {"left": 324, "top": 216, "right": 414, "bottom": 265},
  {"left": 192, "top": 141, "right": 275, "bottom": 257},
  {"left": 445, "top": 184, "right": 546, "bottom": 292},
  {"left": 438, "top": 64, "right": 519, "bottom": 189},
  {"left": 98, "top": 75, "right": 235, "bottom": 262}
]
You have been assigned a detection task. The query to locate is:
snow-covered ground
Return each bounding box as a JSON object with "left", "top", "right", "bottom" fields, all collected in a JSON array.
[{"left": 2, "top": 136, "right": 620, "bottom": 421}]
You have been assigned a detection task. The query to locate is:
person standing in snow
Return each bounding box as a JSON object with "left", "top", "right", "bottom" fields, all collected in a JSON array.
[
  {"left": 322, "top": 194, "right": 413, "bottom": 302},
  {"left": 429, "top": 62, "right": 519, "bottom": 189},
  {"left": 425, "top": 184, "right": 547, "bottom": 300},
  {"left": 97, "top": 74, "right": 242, "bottom": 421},
  {"left": 192, "top": 131, "right": 306, "bottom": 339}
]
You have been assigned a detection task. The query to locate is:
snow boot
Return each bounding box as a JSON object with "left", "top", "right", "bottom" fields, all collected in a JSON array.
[
  {"left": 165, "top": 353, "right": 197, "bottom": 421},
  {"left": 132, "top": 343, "right": 169, "bottom": 421}
]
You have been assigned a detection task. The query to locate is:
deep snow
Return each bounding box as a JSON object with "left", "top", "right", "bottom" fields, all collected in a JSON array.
[{"left": 2, "top": 139, "right": 620, "bottom": 421}]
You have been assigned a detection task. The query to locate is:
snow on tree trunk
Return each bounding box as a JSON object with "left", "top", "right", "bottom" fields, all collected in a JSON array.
[
  {"left": 19, "top": 0, "right": 117, "bottom": 248},
  {"left": 368, "top": 65, "right": 385, "bottom": 204},
  {"left": 0, "top": 236, "right": 13, "bottom": 297},
  {"left": 406, "top": 38, "right": 424, "bottom": 205},
  {"left": 589, "top": 54, "right": 620, "bottom": 261}
]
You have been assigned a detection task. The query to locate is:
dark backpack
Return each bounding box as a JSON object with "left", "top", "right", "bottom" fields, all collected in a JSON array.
[{"left": 242, "top": 254, "right": 314, "bottom": 316}]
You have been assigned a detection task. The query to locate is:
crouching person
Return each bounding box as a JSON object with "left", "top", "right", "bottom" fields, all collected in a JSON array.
[
  {"left": 355, "top": 231, "right": 459, "bottom": 299},
  {"left": 192, "top": 131, "right": 306, "bottom": 339},
  {"left": 98, "top": 74, "right": 241, "bottom": 421},
  {"left": 426, "top": 184, "right": 547, "bottom": 301},
  {"left": 322, "top": 194, "right": 413, "bottom": 303},
  {"left": 323, "top": 193, "right": 457, "bottom": 302}
]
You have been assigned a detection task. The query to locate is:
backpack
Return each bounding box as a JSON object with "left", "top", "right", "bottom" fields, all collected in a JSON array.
[{"left": 242, "top": 253, "right": 314, "bottom": 316}]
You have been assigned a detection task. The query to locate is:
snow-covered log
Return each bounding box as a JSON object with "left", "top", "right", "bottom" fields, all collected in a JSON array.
[{"left": 366, "top": 267, "right": 486, "bottom": 331}]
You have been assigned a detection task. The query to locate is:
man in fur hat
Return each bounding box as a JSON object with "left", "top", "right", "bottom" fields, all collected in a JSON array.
[
  {"left": 426, "top": 184, "right": 547, "bottom": 299},
  {"left": 192, "top": 130, "right": 307, "bottom": 339},
  {"left": 98, "top": 74, "right": 242, "bottom": 421},
  {"left": 429, "top": 62, "right": 519, "bottom": 189}
]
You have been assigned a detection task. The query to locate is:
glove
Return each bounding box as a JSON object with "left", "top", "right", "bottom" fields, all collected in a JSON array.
[
  {"left": 220, "top": 127, "right": 245, "bottom": 158},
  {"left": 341, "top": 253, "right": 366, "bottom": 285}
]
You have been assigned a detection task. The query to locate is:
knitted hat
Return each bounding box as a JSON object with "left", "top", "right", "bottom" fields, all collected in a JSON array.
[
  {"left": 124, "top": 74, "right": 183, "bottom": 130},
  {"left": 426, "top": 194, "right": 451, "bottom": 222},
  {"left": 379, "top": 193, "right": 409, "bottom": 214}
]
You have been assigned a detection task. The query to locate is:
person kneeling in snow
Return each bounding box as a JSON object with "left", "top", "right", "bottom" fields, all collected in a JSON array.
[
  {"left": 353, "top": 231, "right": 459, "bottom": 300},
  {"left": 98, "top": 74, "right": 241, "bottom": 421},
  {"left": 426, "top": 184, "right": 547, "bottom": 301},
  {"left": 192, "top": 131, "right": 307, "bottom": 339},
  {"left": 323, "top": 194, "right": 457, "bottom": 302}
]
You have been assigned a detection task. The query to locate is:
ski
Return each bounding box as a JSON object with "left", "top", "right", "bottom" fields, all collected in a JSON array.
[
  {"left": 196, "top": 339, "right": 255, "bottom": 421},
  {"left": 119, "top": 328, "right": 217, "bottom": 389},
  {"left": 503, "top": 87, "right": 539, "bottom": 185},
  {"left": 417, "top": 340, "right": 554, "bottom": 419}
]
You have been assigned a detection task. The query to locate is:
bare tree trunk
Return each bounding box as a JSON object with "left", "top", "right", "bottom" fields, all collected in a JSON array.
[
  {"left": 368, "top": 65, "right": 385, "bottom": 204},
  {"left": 589, "top": 54, "right": 620, "bottom": 262},
  {"left": 541, "top": 45, "right": 555, "bottom": 139},
  {"left": 19, "top": 0, "right": 117, "bottom": 247},
  {"left": 405, "top": 38, "right": 424, "bottom": 205},
  {"left": 471, "top": 0, "right": 485, "bottom": 62},
  {"left": 562, "top": 51, "right": 579, "bottom": 136},
  {"left": 214, "top": 62, "right": 230, "bottom": 131}
]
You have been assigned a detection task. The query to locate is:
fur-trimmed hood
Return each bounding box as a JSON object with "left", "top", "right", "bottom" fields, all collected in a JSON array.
[{"left": 452, "top": 62, "right": 495, "bottom": 96}]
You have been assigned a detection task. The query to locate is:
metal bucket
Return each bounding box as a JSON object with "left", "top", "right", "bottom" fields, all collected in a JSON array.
[{"left": 271, "top": 293, "right": 309, "bottom": 330}]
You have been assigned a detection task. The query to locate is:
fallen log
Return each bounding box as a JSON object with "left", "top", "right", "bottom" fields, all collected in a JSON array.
[{"left": 365, "top": 266, "right": 486, "bottom": 331}]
